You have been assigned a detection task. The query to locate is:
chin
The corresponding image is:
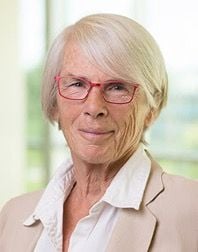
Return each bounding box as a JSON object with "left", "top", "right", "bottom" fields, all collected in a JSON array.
[{"left": 77, "top": 146, "right": 113, "bottom": 164}]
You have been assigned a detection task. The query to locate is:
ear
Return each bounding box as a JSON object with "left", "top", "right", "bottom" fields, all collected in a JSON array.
[{"left": 144, "top": 108, "right": 158, "bottom": 128}]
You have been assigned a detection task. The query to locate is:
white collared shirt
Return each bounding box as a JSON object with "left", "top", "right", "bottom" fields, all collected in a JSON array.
[{"left": 24, "top": 144, "right": 151, "bottom": 252}]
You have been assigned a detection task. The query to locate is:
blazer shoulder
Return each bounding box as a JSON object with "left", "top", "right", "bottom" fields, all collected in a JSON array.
[
  {"left": 3, "top": 190, "right": 43, "bottom": 210},
  {"left": 0, "top": 190, "right": 43, "bottom": 225},
  {"left": 0, "top": 191, "right": 44, "bottom": 251},
  {"left": 161, "top": 172, "right": 198, "bottom": 208},
  {"left": 163, "top": 172, "right": 198, "bottom": 191}
]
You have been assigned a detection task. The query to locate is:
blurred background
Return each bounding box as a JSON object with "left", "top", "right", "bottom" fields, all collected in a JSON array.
[{"left": 0, "top": 0, "right": 198, "bottom": 207}]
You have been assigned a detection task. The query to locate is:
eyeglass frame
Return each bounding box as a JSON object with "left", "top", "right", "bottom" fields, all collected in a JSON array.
[{"left": 54, "top": 75, "right": 139, "bottom": 104}]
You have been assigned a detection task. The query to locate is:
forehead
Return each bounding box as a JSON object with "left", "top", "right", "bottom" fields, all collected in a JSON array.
[
  {"left": 62, "top": 42, "right": 113, "bottom": 80},
  {"left": 63, "top": 42, "right": 81, "bottom": 64}
]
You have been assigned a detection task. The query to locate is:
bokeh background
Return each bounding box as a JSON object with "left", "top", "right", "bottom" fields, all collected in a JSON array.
[{"left": 0, "top": 0, "right": 198, "bottom": 207}]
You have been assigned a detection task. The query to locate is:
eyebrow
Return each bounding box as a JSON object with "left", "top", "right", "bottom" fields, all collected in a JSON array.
[
  {"left": 61, "top": 72, "right": 125, "bottom": 83},
  {"left": 63, "top": 72, "right": 89, "bottom": 80}
]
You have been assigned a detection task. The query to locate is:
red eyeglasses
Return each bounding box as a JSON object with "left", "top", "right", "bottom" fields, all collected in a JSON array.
[{"left": 54, "top": 75, "right": 139, "bottom": 104}]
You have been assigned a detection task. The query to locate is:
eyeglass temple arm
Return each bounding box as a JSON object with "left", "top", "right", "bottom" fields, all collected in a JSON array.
[{"left": 54, "top": 76, "right": 61, "bottom": 81}]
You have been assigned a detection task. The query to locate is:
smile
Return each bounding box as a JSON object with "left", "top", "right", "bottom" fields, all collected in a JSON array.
[{"left": 79, "top": 129, "right": 114, "bottom": 140}]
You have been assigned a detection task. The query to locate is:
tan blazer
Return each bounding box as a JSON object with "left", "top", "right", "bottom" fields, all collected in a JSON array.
[{"left": 0, "top": 160, "right": 198, "bottom": 252}]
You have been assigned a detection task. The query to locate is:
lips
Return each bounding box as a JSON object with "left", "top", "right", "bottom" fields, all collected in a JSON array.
[
  {"left": 80, "top": 129, "right": 114, "bottom": 134},
  {"left": 79, "top": 128, "right": 114, "bottom": 140}
]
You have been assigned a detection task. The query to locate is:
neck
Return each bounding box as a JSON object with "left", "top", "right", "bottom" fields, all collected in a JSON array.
[
  {"left": 73, "top": 162, "right": 116, "bottom": 198},
  {"left": 71, "top": 149, "right": 135, "bottom": 204}
]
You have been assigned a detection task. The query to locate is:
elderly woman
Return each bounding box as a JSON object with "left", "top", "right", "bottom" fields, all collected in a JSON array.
[{"left": 0, "top": 13, "right": 198, "bottom": 252}]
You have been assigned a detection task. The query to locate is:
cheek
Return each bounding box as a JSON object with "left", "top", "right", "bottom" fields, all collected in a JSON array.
[
  {"left": 58, "top": 107, "right": 80, "bottom": 152},
  {"left": 55, "top": 100, "right": 77, "bottom": 136},
  {"left": 56, "top": 98, "right": 79, "bottom": 124},
  {"left": 114, "top": 102, "right": 147, "bottom": 157}
]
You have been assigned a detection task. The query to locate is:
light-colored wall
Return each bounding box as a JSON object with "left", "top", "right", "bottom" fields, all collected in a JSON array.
[{"left": 0, "top": 0, "right": 25, "bottom": 207}]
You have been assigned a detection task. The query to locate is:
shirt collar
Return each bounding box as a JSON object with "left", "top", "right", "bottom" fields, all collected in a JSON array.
[
  {"left": 23, "top": 158, "right": 75, "bottom": 226},
  {"left": 23, "top": 159, "right": 75, "bottom": 251},
  {"left": 101, "top": 144, "right": 151, "bottom": 210},
  {"left": 23, "top": 144, "right": 150, "bottom": 227}
]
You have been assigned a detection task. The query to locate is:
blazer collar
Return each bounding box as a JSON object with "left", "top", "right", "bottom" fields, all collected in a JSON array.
[
  {"left": 106, "top": 159, "right": 164, "bottom": 252},
  {"left": 143, "top": 158, "right": 165, "bottom": 206}
]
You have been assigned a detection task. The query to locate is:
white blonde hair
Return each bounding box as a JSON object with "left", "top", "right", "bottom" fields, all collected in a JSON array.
[{"left": 42, "top": 13, "right": 168, "bottom": 123}]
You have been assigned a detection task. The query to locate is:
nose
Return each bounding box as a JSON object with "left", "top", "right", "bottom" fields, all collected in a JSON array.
[{"left": 83, "top": 87, "right": 108, "bottom": 119}]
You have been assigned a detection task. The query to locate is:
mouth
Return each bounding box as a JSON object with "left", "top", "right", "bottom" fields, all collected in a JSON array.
[{"left": 79, "top": 128, "right": 114, "bottom": 140}]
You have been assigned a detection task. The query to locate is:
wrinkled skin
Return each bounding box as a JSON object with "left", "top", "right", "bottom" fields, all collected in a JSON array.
[{"left": 54, "top": 42, "right": 151, "bottom": 170}]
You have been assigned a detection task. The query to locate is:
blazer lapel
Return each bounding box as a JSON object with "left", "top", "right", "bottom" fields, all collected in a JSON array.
[
  {"left": 106, "top": 206, "right": 157, "bottom": 252},
  {"left": 13, "top": 221, "right": 43, "bottom": 252},
  {"left": 107, "top": 160, "right": 164, "bottom": 252}
]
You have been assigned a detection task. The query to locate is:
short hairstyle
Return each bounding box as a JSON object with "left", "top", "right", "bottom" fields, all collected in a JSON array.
[{"left": 42, "top": 13, "right": 168, "bottom": 123}]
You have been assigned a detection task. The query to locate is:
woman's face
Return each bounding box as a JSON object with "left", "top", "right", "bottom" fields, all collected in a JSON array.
[{"left": 55, "top": 42, "right": 150, "bottom": 165}]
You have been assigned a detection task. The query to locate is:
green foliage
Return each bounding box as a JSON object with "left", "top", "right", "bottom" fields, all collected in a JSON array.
[
  {"left": 160, "top": 159, "right": 198, "bottom": 179},
  {"left": 26, "top": 65, "right": 44, "bottom": 144},
  {"left": 26, "top": 65, "right": 46, "bottom": 190}
]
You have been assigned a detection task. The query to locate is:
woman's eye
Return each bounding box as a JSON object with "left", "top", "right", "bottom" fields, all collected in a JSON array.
[
  {"left": 107, "top": 83, "right": 127, "bottom": 91},
  {"left": 67, "top": 80, "right": 86, "bottom": 88},
  {"left": 113, "top": 84, "right": 125, "bottom": 90},
  {"left": 70, "top": 81, "right": 84, "bottom": 87}
]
